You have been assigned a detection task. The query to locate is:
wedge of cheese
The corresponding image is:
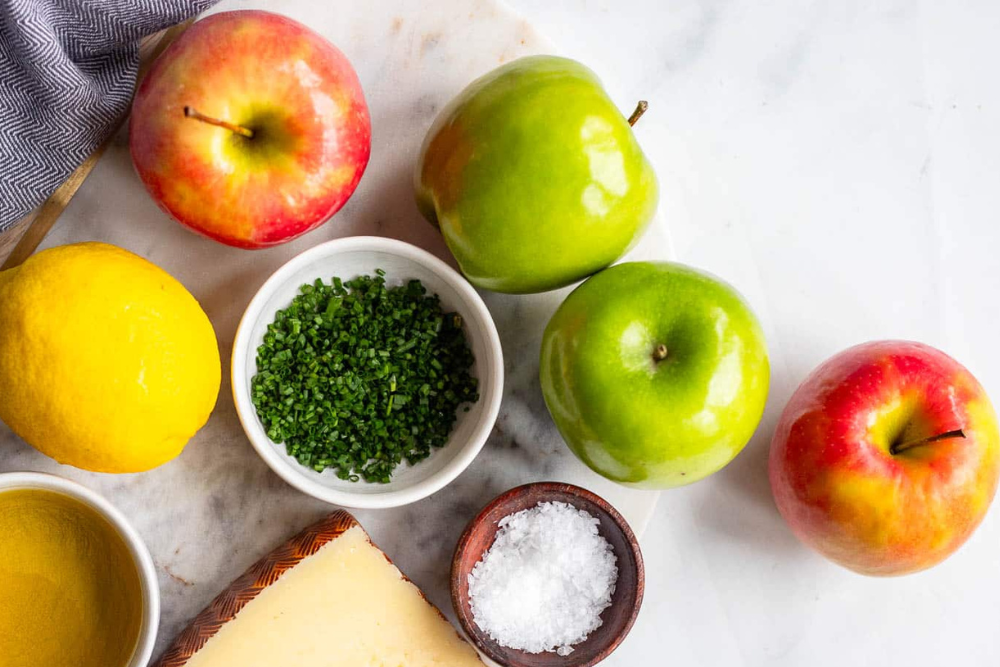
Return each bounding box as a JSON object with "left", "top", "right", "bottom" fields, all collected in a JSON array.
[{"left": 157, "top": 516, "right": 482, "bottom": 667}]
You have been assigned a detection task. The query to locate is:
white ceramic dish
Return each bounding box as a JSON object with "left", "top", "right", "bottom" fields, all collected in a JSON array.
[
  {"left": 0, "top": 471, "right": 160, "bottom": 667},
  {"left": 232, "top": 236, "right": 504, "bottom": 509}
]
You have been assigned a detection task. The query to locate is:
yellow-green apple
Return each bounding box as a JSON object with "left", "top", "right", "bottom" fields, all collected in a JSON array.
[
  {"left": 130, "top": 11, "right": 371, "bottom": 248},
  {"left": 415, "top": 56, "right": 658, "bottom": 294},
  {"left": 540, "top": 261, "right": 770, "bottom": 488},
  {"left": 769, "top": 341, "right": 1000, "bottom": 576}
]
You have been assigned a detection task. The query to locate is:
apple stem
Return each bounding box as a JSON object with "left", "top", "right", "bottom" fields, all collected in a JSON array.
[
  {"left": 183, "top": 106, "right": 254, "bottom": 138},
  {"left": 628, "top": 101, "right": 649, "bottom": 126},
  {"left": 653, "top": 343, "right": 668, "bottom": 362},
  {"left": 890, "top": 428, "right": 966, "bottom": 455}
]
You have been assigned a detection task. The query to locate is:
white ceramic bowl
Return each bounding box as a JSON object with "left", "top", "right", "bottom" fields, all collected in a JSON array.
[
  {"left": 0, "top": 472, "right": 159, "bottom": 667},
  {"left": 232, "top": 236, "right": 504, "bottom": 509}
]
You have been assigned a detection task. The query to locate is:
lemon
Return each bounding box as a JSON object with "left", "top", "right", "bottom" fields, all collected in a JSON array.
[{"left": 0, "top": 242, "right": 221, "bottom": 473}]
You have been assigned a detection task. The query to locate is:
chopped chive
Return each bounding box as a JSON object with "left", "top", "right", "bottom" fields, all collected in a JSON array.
[{"left": 250, "top": 272, "right": 478, "bottom": 484}]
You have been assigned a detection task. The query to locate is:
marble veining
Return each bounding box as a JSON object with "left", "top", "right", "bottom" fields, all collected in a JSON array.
[
  {"left": 9, "top": 0, "right": 1000, "bottom": 665},
  {"left": 0, "top": 0, "right": 666, "bottom": 659}
]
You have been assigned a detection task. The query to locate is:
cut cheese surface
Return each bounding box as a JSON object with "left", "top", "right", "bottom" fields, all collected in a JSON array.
[{"left": 184, "top": 525, "right": 482, "bottom": 667}]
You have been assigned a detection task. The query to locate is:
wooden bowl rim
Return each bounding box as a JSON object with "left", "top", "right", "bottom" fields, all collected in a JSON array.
[{"left": 450, "top": 481, "right": 645, "bottom": 667}]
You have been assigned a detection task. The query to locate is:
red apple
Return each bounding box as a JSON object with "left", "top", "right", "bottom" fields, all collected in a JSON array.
[
  {"left": 130, "top": 10, "right": 371, "bottom": 248},
  {"left": 769, "top": 340, "right": 1000, "bottom": 576}
]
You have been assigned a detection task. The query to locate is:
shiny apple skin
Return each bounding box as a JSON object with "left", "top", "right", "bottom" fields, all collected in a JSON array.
[
  {"left": 130, "top": 10, "right": 371, "bottom": 248},
  {"left": 415, "top": 55, "right": 658, "bottom": 294},
  {"left": 769, "top": 341, "right": 1000, "bottom": 576},
  {"left": 540, "top": 261, "right": 770, "bottom": 488}
]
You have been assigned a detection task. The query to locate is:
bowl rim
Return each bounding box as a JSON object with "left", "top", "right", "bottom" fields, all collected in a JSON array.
[
  {"left": 0, "top": 471, "right": 160, "bottom": 667},
  {"left": 450, "top": 481, "right": 645, "bottom": 667},
  {"left": 231, "top": 235, "right": 504, "bottom": 509}
]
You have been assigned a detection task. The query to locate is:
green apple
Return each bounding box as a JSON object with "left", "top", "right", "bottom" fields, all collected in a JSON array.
[
  {"left": 540, "top": 262, "right": 770, "bottom": 488},
  {"left": 415, "top": 55, "right": 658, "bottom": 294}
]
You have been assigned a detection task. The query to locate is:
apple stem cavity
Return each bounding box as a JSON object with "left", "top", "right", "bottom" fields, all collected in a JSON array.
[
  {"left": 628, "top": 101, "right": 649, "bottom": 127},
  {"left": 183, "top": 106, "right": 254, "bottom": 139},
  {"left": 890, "top": 428, "right": 966, "bottom": 455},
  {"left": 653, "top": 343, "right": 669, "bottom": 362}
]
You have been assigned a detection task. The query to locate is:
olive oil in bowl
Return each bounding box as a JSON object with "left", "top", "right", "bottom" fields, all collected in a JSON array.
[{"left": 0, "top": 488, "right": 144, "bottom": 667}]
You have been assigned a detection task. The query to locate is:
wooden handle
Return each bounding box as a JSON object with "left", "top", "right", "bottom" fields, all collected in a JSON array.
[{"left": 0, "top": 19, "right": 195, "bottom": 271}]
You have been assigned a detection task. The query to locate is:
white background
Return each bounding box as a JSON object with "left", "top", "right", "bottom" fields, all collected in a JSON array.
[
  {"left": 2, "top": 2, "right": 997, "bottom": 666},
  {"left": 503, "top": 1, "right": 1000, "bottom": 665}
]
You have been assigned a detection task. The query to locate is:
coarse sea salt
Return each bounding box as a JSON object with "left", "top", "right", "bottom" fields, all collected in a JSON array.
[{"left": 467, "top": 501, "right": 618, "bottom": 656}]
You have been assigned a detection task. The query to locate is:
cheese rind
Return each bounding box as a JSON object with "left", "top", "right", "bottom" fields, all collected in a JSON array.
[{"left": 184, "top": 525, "right": 482, "bottom": 667}]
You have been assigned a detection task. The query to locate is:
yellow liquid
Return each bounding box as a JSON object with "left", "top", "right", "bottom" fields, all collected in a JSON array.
[{"left": 0, "top": 489, "right": 143, "bottom": 667}]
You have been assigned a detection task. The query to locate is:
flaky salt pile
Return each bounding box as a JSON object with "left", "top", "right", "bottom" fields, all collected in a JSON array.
[{"left": 467, "top": 501, "right": 618, "bottom": 656}]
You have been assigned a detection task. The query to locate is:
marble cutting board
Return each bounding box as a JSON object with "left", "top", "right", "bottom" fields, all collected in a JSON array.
[{"left": 0, "top": 0, "right": 671, "bottom": 657}]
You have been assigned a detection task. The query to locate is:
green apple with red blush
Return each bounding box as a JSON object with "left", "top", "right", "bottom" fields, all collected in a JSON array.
[
  {"left": 130, "top": 10, "right": 371, "bottom": 248},
  {"left": 769, "top": 340, "right": 1000, "bottom": 576},
  {"left": 540, "top": 261, "right": 770, "bottom": 488}
]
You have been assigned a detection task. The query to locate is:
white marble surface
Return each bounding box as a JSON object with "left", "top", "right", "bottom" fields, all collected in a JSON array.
[
  {"left": 0, "top": 0, "right": 669, "bottom": 662},
  {"left": 3, "top": 1, "right": 1000, "bottom": 666},
  {"left": 502, "top": 1, "right": 1000, "bottom": 666}
]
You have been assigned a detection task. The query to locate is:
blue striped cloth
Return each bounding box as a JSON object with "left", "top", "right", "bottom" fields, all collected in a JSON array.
[{"left": 0, "top": 0, "right": 217, "bottom": 229}]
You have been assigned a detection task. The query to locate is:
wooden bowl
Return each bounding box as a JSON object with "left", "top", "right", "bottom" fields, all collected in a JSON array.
[{"left": 451, "top": 482, "right": 644, "bottom": 667}]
